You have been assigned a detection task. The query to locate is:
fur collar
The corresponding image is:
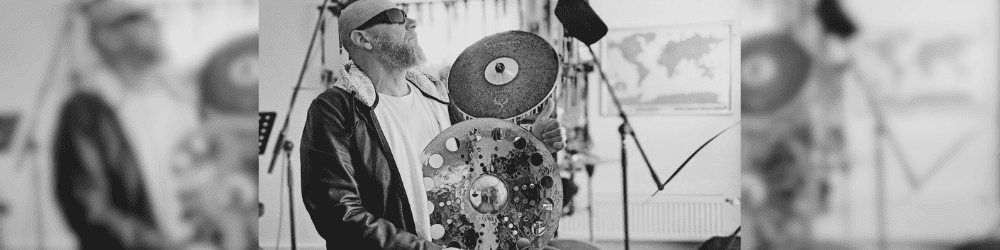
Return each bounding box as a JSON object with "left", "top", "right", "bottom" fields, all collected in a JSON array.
[{"left": 330, "top": 63, "right": 449, "bottom": 108}]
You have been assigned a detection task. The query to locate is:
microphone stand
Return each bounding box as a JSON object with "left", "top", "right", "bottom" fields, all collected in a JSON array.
[
  {"left": 265, "top": 0, "right": 334, "bottom": 249},
  {"left": 282, "top": 141, "right": 297, "bottom": 250},
  {"left": 585, "top": 45, "right": 662, "bottom": 250},
  {"left": 13, "top": 5, "right": 76, "bottom": 249},
  {"left": 586, "top": 163, "right": 595, "bottom": 243},
  {"left": 851, "top": 71, "right": 891, "bottom": 250},
  {"left": 584, "top": 44, "right": 739, "bottom": 250}
]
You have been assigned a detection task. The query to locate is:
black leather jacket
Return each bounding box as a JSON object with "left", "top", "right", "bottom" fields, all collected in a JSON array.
[
  {"left": 300, "top": 84, "right": 450, "bottom": 250},
  {"left": 53, "top": 93, "right": 166, "bottom": 249}
]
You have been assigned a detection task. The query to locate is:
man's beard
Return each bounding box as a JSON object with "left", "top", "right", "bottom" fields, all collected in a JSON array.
[{"left": 372, "top": 36, "right": 426, "bottom": 70}]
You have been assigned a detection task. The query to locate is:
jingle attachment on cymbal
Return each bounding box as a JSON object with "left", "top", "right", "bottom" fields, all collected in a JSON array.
[{"left": 485, "top": 57, "right": 519, "bottom": 86}]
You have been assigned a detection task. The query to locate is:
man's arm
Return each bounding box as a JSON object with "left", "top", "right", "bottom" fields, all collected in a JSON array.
[
  {"left": 299, "top": 91, "right": 442, "bottom": 250},
  {"left": 53, "top": 94, "right": 167, "bottom": 249}
]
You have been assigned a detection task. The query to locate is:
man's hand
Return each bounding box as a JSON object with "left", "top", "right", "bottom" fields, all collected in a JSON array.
[{"left": 531, "top": 99, "right": 565, "bottom": 152}]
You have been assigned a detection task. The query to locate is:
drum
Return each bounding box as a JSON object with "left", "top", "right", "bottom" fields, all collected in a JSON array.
[
  {"left": 448, "top": 31, "right": 560, "bottom": 127},
  {"left": 421, "top": 118, "right": 562, "bottom": 250}
]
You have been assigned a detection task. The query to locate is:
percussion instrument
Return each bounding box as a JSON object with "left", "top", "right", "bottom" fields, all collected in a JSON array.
[
  {"left": 448, "top": 31, "right": 560, "bottom": 127},
  {"left": 741, "top": 32, "right": 810, "bottom": 116},
  {"left": 173, "top": 115, "right": 258, "bottom": 250},
  {"left": 183, "top": 32, "right": 259, "bottom": 250},
  {"left": 200, "top": 34, "right": 258, "bottom": 115},
  {"left": 421, "top": 118, "right": 562, "bottom": 250}
]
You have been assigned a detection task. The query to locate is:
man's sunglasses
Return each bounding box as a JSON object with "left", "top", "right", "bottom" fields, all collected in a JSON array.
[{"left": 355, "top": 8, "right": 407, "bottom": 30}]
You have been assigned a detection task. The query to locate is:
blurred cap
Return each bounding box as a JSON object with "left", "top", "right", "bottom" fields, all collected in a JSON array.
[
  {"left": 338, "top": 0, "right": 399, "bottom": 45},
  {"left": 84, "top": 0, "right": 153, "bottom": 27}
]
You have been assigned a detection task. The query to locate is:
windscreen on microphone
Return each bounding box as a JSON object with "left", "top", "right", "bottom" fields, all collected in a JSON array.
[{"left": 555, "top": 0, "right": 608, "bottom": 46}]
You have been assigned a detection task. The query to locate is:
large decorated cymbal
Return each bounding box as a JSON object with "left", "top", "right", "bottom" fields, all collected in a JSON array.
[
  {"left": 449, "top": 31, "right": 559, "bottom": 120},
  {"left": 421, "top": 118, "right": 562, "bottom": 250}
]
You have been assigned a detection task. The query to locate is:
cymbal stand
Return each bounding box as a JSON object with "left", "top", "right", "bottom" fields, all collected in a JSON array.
[
  {"left": 584, "top": 45, "right": 661, "bottom": 250},
  {"left": 264, "top": 1, "right": 335, "bottom": 249}
]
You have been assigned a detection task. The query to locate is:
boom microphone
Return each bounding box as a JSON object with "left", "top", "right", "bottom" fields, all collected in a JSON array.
[{"left": 554, "top": 0, "right": 608, "bottom": 46}]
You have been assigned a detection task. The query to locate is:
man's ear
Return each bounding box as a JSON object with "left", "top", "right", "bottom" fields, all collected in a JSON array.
[{"left": 350, "top": 30, "right": 374, "bottom": 51}]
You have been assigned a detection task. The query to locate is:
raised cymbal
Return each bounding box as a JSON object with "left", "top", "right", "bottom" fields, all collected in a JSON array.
[
  {"left": 421, "top": 118, "right": 562, "bottom": 250},
  {"left": 449, "top": 31, "right": 559, "bottom": 120},
  {"left": 741, "top": 32, "right": 811, "bottom": 116}
]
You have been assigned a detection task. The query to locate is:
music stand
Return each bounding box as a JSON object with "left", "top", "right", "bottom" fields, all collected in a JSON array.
[
  {"left": 259, "top": 112, "right": 276, "bottom": 221},
  {"left": 259, "top": 112, "right": 276, "bottom": 155},
  {"left": 0, "top": 114, "right": 20, "bottom": 153},
  {"left": 263, "top": 1, "right": 338, "bottom": 249}
]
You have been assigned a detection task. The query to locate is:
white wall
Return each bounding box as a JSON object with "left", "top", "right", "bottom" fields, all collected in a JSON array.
[
  {"left": 582, "top": 0, "right": 741, "bottom": 201},
  {"left": 811, "top": 0, "right": 1000, "bottom": 246},
  {"left": 569, "top": 0, "right": 742, "bottom": 242},
  {"left": 0, "top": 2, "right": 93, "bottom": 249},
  {"left": 0, "top": 0, "right": 258, "bottom": 249}
]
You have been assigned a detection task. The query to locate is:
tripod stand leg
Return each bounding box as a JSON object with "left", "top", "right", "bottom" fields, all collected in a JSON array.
[
  {"left": 286, "top": 148, "right": 297, "bottom": 250},
  {"left": 620, "top": 123, "right": 629, "bottom": 250},
  {"left": 588, "top": 172, "right": 594, "bottom": 243}
]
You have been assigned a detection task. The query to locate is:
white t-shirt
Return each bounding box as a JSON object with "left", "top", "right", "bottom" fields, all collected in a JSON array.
[
  {"left": 373, "top": 83, "right": 450, "bottom": 241},
  {"left": 92, "top": 69, "right": 199, "bottom": 243}
]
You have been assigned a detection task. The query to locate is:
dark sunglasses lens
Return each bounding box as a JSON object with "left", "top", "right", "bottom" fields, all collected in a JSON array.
[{"left": 386, "top": 9, "right": 406, "bottom": 23}]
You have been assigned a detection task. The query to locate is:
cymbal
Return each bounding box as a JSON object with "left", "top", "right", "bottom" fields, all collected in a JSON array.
[
  {"left": 421, "top": 118, "right": 562, "bottom": 250},
  {"left": 200, "top": 34, "right": 258, "bottom": 114},
  {"left": 449, "top": 31, "right": 559, "bottom": 120},
  {"left": 741, "top": 32, "right": 811, "bottom": 116}
]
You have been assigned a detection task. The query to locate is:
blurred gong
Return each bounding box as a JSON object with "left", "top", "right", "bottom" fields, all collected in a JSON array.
[
  {"left": 174, "top": 116, "right": 258, "bottom": 250},
  {"left": 741, "top": 32, "right": 811, "bottom": 116},
  {"left": 200, "top": 34, "right": 258, "bottom": 115},
  {"left": 421, "top": 118, "right": 562, "bottom": 250},
  {"left": 448, "top": 31, "right": 559, "bottom": 124},
  {"left": 183, "top": 33, "right": 260, "bottom": 250}
]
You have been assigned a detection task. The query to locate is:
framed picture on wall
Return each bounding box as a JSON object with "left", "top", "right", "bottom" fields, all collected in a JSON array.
[
  {"left": 855, "top": 24, "right": 996, "bottom": 110},
  {"left": 599, "top": 22, "right": 734, "bottom": 116}
]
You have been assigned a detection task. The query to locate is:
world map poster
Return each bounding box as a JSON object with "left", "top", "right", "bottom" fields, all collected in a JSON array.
[
  {"left": 600, "top": 23, "right": 732, "bottom": 116},
  {"left": 856, "top": 24, "right": 994, "bottom": 110}
]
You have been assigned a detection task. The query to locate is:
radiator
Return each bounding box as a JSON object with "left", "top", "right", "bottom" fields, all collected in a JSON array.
[{"left": 557, "top": 195, "right": 739, "bottom": 242}]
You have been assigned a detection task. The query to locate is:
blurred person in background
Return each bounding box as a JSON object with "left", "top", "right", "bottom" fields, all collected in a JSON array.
[
  {"left": 787, "top": 0, "right": 857, "bottom": 223},
  {"left": 52, "top": 0, "right": 200, "bottom": 249},
  {"left": 742, "top": 0, "right": 857, "bottom": 249}
]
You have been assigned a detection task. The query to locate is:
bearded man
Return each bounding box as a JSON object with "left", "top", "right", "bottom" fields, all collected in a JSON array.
[
  {"left": 53, "top": 0, "right": 198, "bottom": 249},
  {"left": 298, "top": 0, "right": 564, "bottom": 249}
]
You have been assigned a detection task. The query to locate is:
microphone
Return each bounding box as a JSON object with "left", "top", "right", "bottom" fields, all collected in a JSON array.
[{"left": 554, "top": 0, "right": 608, "bottom": 46}]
